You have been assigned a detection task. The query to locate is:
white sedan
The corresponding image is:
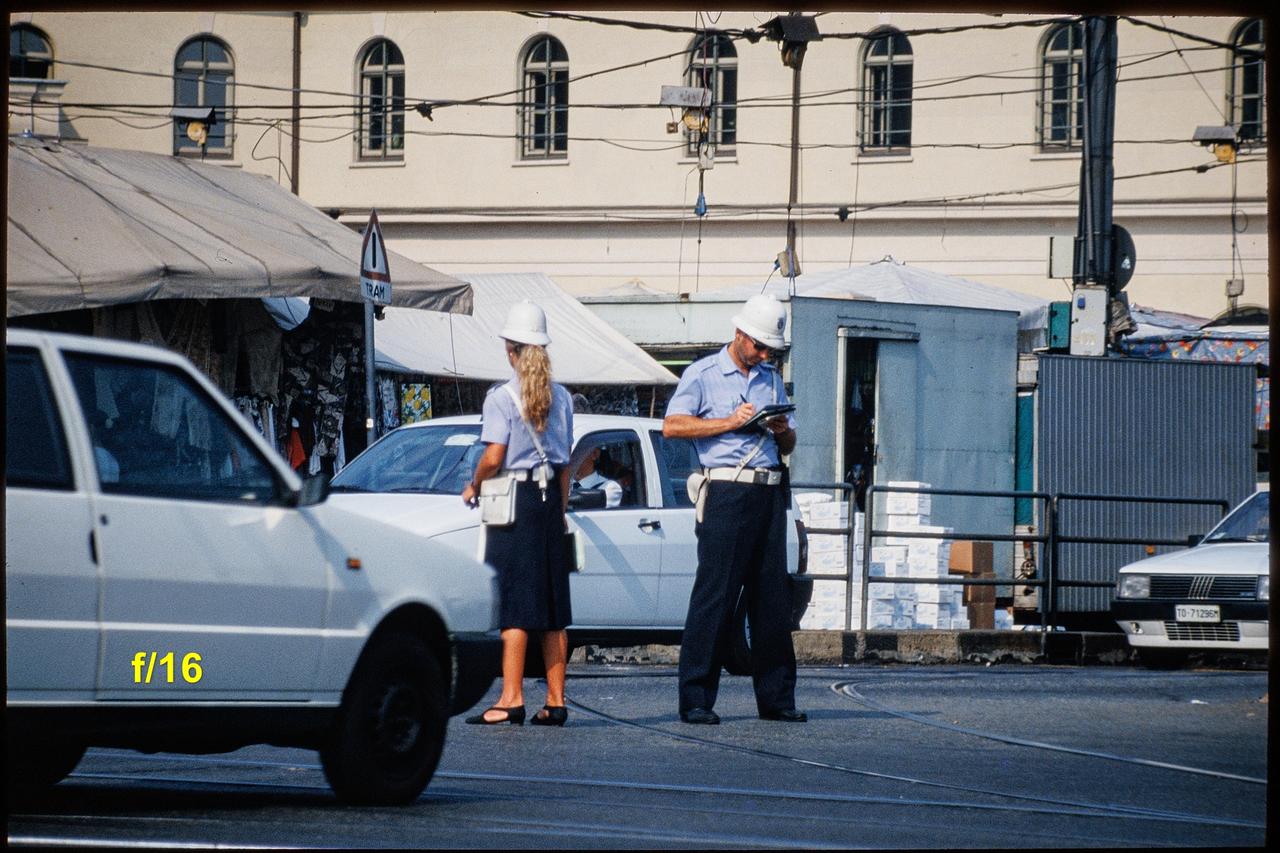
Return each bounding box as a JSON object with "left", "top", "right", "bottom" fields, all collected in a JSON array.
[
  {"left": 1111, "top": 487, "right": 1269, "bottom": 668},
  {"left": 328, "top": 414, "right": 812, "bottom": 672}
]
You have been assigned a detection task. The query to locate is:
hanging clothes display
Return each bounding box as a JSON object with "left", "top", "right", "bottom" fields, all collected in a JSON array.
[{"left": 278, "top": 301, "right": 363, "bottom": 471}]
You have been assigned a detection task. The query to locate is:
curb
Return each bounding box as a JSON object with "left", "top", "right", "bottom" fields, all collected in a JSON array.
[{"left": 571, "top": 630, "right": 1139, "bottom": 666}]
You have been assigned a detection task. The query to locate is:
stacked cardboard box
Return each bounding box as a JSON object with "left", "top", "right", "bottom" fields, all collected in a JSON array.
[
  {"left": 877, "top": 482, "right": 959, "bottom": 629},
  {"left": 948, "top": 540, "right": 993, "bottom": 630},
  {"left": 794, "top": 493, "right": 863, "bottom": 630}
]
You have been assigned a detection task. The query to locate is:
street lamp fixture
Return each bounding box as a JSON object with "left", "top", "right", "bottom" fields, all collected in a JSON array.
[
  {"left": 1192, "top": 124, "right": 1239, "bottom": 164},
  {"left": 171, "top": 106, "right": 217, "bottom": 146},
  {"left": 762, "top": 14, "right": 820, "bottom": 69}
]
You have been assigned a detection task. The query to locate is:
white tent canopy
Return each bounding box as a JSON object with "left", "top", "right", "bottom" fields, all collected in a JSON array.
[
  {"left": 271, "top": 273, "right": 677, "bottom": 386},
  {"left": 7, "top": 138, "right": 472, "bottom": 317},
  {"left": 711, "top": 257, "right": 1050, "bottom": 332}
]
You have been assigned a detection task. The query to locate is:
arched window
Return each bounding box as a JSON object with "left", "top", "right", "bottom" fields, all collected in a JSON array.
[
  {"left": 358, "top": 39, "right": 405, "bottom": 160},
  {"left": 860, "top": 29, "right": 912, "bottom": 151},
  {"left": 686, "top": 33, "right": 737, "bottom": 155},
  {"left": 1038, "top": 21, "right": 1086, "bottom": 149},
  {"left": 10, "top": 24, "right": 53, "bottom": 80},
  {"left": 1229, "top": 19, "right": 1265, "bottom": 143},
  {"left": 174, "top": 36, "right": 234, "bottom": 156},
  {"left": 519, "top": 36, "right": 569, "bottom": 159}
]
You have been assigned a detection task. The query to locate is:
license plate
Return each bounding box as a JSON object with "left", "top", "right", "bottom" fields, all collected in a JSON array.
[{"left": 1175, "top": 604, "right": 1220, "bottom": 623}]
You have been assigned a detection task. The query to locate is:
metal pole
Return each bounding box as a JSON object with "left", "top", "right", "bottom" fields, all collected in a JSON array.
[
  {"left": 785, "top": 60, "right": 802, "bottom": 273},
  {"left": 860, "top": 486, "right": 873, "bottom": 632},
  {"left": 291, "top": 12, "right": 302, "bottom": 195},
  {"left": 364, "top": 300, "right": 376, "bottom": 449}
]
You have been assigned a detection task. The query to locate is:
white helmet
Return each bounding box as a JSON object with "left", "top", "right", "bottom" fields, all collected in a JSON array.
[
  {"left": 732, "top": 294, "right": 788, "bottom": 349},
  {"left": 500, "top": 299, "right": 551, "bottom": 346}
]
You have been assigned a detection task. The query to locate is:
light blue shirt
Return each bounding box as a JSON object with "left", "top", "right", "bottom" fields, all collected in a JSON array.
[
  {"left": 480, "top": 376, "right": 574, "bottom": 468},
  {"left": 665, "top": 346, "right": 797, "bottom": 469}
]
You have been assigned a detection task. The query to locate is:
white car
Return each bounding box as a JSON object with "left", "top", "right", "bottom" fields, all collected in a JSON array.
[
  {"left": 5, "top": 330, "right": 500, "bottom": 804},
  {"left": 328, "top": 413, "right": 812, "bottom": 674},
  {"left": 1112, "top": 487, "right": 1270, "bottom": 667}
]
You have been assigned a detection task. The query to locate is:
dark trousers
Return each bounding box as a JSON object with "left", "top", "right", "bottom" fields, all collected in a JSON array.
[{"left": 678, "top": 480, "right": 798, "bottom": 714}]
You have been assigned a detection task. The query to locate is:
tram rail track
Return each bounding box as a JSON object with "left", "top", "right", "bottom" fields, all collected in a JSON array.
[{"left": 10, "top": 667, "right": 1265, "bottom": 847}]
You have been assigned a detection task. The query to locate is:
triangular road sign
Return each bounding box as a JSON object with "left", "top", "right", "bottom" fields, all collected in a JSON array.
[{"left": 360, "top": 209, "right": 392, "bottom": 305}]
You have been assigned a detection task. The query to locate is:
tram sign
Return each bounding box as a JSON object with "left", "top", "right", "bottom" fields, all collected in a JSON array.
[{"left": 360, "top": 209, "right": 392, "bottom": 305}]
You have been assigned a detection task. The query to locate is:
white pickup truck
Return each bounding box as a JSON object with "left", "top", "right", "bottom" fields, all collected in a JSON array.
[{"left": 5, "top": 329, "right": 501, "bottom": 804}]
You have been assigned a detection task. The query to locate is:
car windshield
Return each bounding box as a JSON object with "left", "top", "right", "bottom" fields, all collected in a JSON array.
[
  {"left": 1202, "top": 490, "right": 1269, "bottom": 544},
  {"left": 331, "top": 424, "right": 483, "bottom": 494}
]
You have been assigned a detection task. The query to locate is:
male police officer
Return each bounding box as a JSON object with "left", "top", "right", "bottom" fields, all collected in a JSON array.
[{"left": 663, "top": 293, "right": 805, "bottom": 724}]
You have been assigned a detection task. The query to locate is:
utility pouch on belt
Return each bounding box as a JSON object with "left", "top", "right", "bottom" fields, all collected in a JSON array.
[
  {"left": 479, "top": 475, "right": 517, "bottom": 526},
  {"left": 686, "top": 471, "right": 710, "bottom": 524}
]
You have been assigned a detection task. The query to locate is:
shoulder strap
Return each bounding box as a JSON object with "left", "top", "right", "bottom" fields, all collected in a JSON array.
[{"left": 502, "top": 384, "right": 549, "bottom": 464}]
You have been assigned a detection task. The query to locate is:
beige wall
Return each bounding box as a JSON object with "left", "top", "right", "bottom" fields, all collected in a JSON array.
[{"left": 11, "top": 10, "right": 1268, "bottom": 319}]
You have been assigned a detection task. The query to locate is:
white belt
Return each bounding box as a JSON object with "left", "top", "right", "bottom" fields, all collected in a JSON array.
[
  {"left": 501, "top": 465, "right": 554, "bottom": 483},
  {"left": 705, "top": 466, "right": 783, "bottom": 486}
]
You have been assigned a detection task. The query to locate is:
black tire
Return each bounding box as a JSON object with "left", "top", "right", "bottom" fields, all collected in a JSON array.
[
  {"left": 1137, "top": 648, "right": 1190, "bottom": 670},
  {"left": 320, "top": 632, "right": 447, "bottom": 805},
  {"left": 723, "top": 591, "right": 753, "bottom": 676},
  {"left": 6, "top": 735, "right": 85, "bottom": 790}
]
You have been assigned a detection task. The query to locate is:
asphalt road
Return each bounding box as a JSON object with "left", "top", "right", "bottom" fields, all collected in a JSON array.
[{"left": 8, "top": 663, "right": 1269, "bottom": 848}]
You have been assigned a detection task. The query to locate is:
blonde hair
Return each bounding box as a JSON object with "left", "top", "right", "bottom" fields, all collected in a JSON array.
[{"left": 513, "top": 344, "right": 553, "bottom": 432}]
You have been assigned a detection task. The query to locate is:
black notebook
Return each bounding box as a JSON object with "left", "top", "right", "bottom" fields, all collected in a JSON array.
[{"left": 739, "top": 403, "right": 796, "bottom": 431}]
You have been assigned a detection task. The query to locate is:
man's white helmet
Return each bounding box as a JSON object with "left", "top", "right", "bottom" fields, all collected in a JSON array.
[
  {"left": 732, "top": 294, "right": 788, "bottom": 349},
  {"left": 500, "top": 299, "right": 551, "bottom": 346}
]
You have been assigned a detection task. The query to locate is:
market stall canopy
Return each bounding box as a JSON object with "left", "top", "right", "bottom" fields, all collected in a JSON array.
[
  {"left": 269, "top": 273, "right": 677, "bottom": 386},
  {"left": 6, "top": 137, "right": 472, "bottom": 317},
  {"left": 713, "top": 256, "right": 1050, "bottom": 334},
  {"left": 1118, "top": 304, "right": 1268, "bottom": 430}
]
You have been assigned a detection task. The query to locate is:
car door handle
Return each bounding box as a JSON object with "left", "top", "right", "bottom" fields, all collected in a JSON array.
[{"left": 638, "top": 519, "right": 661, "bottom": 531}]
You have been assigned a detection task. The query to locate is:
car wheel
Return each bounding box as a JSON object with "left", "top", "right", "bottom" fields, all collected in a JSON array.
[
  {"left": 1137, "top": 648, "right": 1190, "bottom": 670},
  {"left": 321, "top": 631, "right": 447, "bottom": 805},
  {"left": 6, "top": 735, "right": 85, "bottom": 789},
  {"left": 724, "top": 591, "right": 753, "bottom": 676}
]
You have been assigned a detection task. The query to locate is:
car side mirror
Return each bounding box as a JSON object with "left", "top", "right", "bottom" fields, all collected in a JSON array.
[
  {"left": 1186, "top": 533, "right": 1203, "bottom": 547},
  {"left": 295, "top": 472, "right": 331, "bottom": 507},
  {"left": 568, "top": 488, "right": 607, "bottom": 511}
]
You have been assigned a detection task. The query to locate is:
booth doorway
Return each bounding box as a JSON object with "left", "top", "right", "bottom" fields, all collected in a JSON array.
[{"left": 840, "top": 337, "right": 878, "bottom": 511}]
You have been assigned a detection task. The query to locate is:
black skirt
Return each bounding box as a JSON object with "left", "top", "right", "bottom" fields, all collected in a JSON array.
[{"left": 484, "top": 476, "right": 573, "bottom": 631}]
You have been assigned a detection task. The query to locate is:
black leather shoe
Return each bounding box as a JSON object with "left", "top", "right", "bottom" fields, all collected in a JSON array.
[
  {"left": 759, "top": 708, "right": 807, "bottom": 722},
  {"left": 680, "top": 707, "right": 720, "bottom": 725},
  {"left": 465, "top": 705, "right": 525, "bottom": 726},
  {"left": 531, "top": 705, "right": 567, "bottom": 727}
]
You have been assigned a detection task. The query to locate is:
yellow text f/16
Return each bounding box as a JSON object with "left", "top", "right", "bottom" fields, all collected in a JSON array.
[{"left": 131, "top": 651, "right": 203, "bottom": 684}]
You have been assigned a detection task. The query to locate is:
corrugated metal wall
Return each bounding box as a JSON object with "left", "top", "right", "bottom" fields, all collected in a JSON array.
[{"left": 1036, "top": 355, "right": 1256, "bottom": 612}]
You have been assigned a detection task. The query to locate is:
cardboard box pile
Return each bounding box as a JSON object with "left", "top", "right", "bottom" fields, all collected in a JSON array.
[
  {"left": 795, "top": 486, "right": 1005, "bottom": 632},
  {"left": 867, "top": 482, "right": 963, "bottom": 630},
  {"left": 948, "top": 540, "right": 994, "bottom": 630},
  {"left": 794, "top": 492, "right": 863, "bottom": 630}
]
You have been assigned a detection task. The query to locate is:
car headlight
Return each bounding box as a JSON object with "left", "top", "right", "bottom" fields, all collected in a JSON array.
[
  {"left": 1116, "top": 574, "right": 1150, "bottom": 599},
  {"left": 1258, "top": 574, "right": 1269, "bottom": 601}
]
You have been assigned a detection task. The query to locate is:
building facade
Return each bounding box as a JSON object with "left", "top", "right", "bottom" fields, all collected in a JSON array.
[{"left": 9, "top": 10, "right": 1268, "bottom": 320}]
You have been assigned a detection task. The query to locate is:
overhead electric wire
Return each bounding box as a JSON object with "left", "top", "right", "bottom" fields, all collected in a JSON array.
[
  {"left": 48, "top": 102, "right": 1255, "bottom": 156},
  {"left": 37, "top": 51, "right": 1244, "bottom": 118}
]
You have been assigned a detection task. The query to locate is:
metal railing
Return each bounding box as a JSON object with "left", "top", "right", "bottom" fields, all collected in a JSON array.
[{"left": 791, "top": 480, "right": 1231, "bottom": 653}]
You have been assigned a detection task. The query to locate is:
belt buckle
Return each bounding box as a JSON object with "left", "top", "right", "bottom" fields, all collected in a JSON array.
[{"left": 752, "top": 469, "right": 768, "bottom": 485}]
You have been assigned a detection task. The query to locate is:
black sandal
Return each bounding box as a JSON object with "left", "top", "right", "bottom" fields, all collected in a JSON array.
[
  {"left": 530, "top": 705, "right": 567, "bottom": 727},
  {"left": 465, "top": 705, "right": 525, "bottom": 726}
]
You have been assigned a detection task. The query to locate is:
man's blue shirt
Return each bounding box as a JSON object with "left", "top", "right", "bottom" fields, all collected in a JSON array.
[{"left": 664, "top": 345, "right": 797, "bottom": 469}]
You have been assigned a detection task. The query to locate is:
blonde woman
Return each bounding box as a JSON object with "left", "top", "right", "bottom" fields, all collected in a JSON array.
[{"left": 462, "top": 301, "right": 575, "bottom": 727}]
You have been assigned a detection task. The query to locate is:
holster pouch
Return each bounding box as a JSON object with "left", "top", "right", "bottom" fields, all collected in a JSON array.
[{"left": 686, "top": 471, "right": 710, "bottom": 524}]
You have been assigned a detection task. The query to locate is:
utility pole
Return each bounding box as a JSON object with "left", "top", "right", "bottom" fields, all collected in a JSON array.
[
  {"left": 1073, "top": 16, "right": 1117, "bottom": 292},
  {"left": 1072, "top": 15, "right": 1135, "bottom": 354},
  {"left": 764, "top": 14, "right": 820, "bottom": 281}
]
